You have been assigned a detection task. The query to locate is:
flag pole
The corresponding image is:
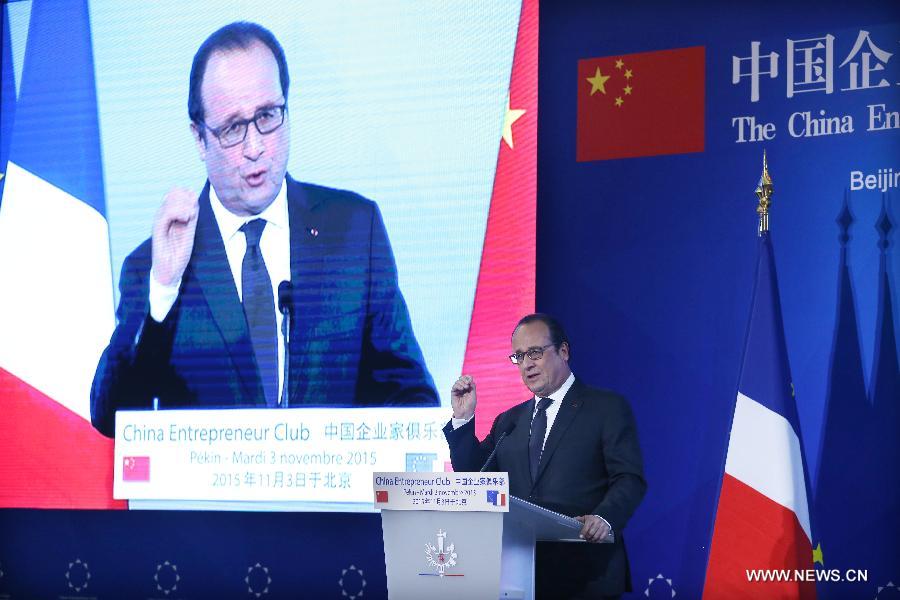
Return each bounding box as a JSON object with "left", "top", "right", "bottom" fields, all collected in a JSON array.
[{"left": 755, "top": 150, "right": 773, "bottom": 235}]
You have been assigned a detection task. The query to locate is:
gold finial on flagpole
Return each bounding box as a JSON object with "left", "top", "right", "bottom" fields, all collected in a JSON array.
[{"left": 755, "top": 150, "right": 773, "bottom": 235}]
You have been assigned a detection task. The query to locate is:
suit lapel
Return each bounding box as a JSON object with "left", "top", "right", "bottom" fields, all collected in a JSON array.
[
  {"left": 513, "top": 398, "right": 536, "bottom": 454},
  {"left": 507, "top": 398, "right": 536, "bottom": 491},
  {"left": 532, "top": 380, "right": 584, "bottom": 488},
  {"left": 287, "top": 178, "right": 325, "bottom": 403},
  {"left": 191, "top": 186, "right": 263, "bottom": 404}
]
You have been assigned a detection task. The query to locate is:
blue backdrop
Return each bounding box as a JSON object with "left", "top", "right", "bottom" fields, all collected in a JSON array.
[{"left": 538, "top": 1, "right": 898, "bottom": 598}]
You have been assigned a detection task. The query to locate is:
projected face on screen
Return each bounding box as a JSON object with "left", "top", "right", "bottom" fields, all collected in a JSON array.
[{"left": 192, "top": 41, "right": 290, "bottom": 216}]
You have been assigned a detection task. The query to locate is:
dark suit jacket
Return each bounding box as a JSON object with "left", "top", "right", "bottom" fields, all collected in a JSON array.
[
  {"left": 443, "top": 379, "right": 646, "bottom": 598},
  {"left": 91, "top": 175, "right": 437, "bottom": 437}
]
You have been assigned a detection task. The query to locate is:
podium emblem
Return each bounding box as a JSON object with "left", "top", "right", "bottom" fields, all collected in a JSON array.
[{"left": 424, "top": 529, "right": 458, "bottom": 576}]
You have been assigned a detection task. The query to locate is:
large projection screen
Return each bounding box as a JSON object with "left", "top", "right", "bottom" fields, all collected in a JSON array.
[{"left": 0, "top": 0, "right": 536, "bottom": 511}]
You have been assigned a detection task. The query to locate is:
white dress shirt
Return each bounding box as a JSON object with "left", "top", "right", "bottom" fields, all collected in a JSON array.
[
  {"left": 148, "top": 181, "right": 291, "bottom": 401},
  {"left": 530, "top": 371, "right": 575, "bottom": 451}
]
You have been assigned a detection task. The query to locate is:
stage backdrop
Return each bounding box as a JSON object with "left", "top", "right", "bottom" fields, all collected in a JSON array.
[
  {"left": 539, "top": 1, "right": 898, "bottom": 598},
  {"left": 0, "top": 0, "right": 897, "bottom": 598}
]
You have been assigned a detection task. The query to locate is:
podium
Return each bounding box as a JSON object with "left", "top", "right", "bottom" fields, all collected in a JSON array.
[{"left": 375, "top": 472, "right": 587, "bottom": 600}]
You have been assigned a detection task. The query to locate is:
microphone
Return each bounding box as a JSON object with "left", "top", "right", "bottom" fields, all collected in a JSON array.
[
  {"left": 479, "top": 421, "right": 517, "bottom": 472},
  {"left": 277, "top": 281, "right": 293, "bottom": 408}
]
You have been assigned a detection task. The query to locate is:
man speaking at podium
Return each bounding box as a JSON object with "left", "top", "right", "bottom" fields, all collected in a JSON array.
[
  {"left": 443, "top": 314, "right": 646, "bottom": 599},
  {"left": 91, "top": 22, "right": 437, "bottom": 437}
]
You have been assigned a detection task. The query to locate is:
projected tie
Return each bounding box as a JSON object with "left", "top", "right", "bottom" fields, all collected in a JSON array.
[
  {"left": 529, "top": 397, "right": 554, "bottom": 484},
  {"left": 241, "top": 219, "right": 277, "bottom": 407}
]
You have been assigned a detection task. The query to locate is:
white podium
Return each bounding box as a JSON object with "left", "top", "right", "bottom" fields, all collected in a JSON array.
[{"left": 374, "top": 472, "right": 586, "bottom": 600}]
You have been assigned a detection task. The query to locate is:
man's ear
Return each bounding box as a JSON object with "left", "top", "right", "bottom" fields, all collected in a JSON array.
[
  {"left": 191, "top": 123, "right": 207, "bottom": 162},
  {"left": 559, "top": 341, "right": 570, "bottom": 362}
]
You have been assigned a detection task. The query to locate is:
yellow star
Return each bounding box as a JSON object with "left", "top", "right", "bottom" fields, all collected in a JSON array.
[
  {"left": 586, "top": 67, "right": 611, "bottom": 95},
  {"left": 615, "top": 59, "right": 624, "bottom": 70},
  {"left": 624, "top": 85, "right": 633, "bottom": 95},
  {"left": 812, "top": 543, "right": 824, "bottom": 566},
  {"left": 624, "top": 69, "right": 633, "bottom": 79},
  {"left": 502, "top": 94, "right": 526, "bottom": 150},
  {"left": 615, "top": 97, "right": 624, "bottom": 107}
]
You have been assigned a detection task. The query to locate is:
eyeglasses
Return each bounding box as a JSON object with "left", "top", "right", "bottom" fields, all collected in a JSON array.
[
  {"left": 201, "top": 104, "right": 287, "bottom": 149},
  {"left": 509, "top": 343, "right": 556, "bottom": 365}
]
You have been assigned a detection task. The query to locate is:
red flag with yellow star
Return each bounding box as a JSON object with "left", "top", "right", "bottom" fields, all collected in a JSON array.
[
  {"left": 461, "top": 0, "right": 537, "bottom": 440},
  {"left": 577, "top": 46, "right": 705, "bottom": 161}
]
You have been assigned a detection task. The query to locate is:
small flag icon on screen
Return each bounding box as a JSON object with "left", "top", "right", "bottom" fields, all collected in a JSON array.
[
  {"left": 486, "top": 490, "right": 506, "bottom": 506},
  {"left": 123, "top": 456, "right": 150, "bottom": 482},
  {"left": 375, "top": 490, "right": 389, "bottom": 503}
]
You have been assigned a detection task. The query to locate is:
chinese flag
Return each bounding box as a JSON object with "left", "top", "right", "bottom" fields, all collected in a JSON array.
[
  {"left": 122, "top": 456, "right": 150, "bottom": 482},
  {"left": 577, "top": 46, "right": 705, "bottom": 161},
  {"left": 375, "top": 490, "right": 389, "bottom": 503}
]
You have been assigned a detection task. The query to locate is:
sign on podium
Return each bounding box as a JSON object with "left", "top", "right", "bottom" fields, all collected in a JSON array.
[
  {"left": 113, "top": 407, "right": 450, "bottom": 511},
  {"left": 374, "top": 471, "right": 587, "bottom": 600}
]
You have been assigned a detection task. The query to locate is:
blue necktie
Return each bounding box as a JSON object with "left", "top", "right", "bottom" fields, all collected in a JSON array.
[
  {"left": 529, "top": 397, "right": 554, "bottom": 484},
  {"left": 241, "top": 219, "right": 277, "bottom": 407}
]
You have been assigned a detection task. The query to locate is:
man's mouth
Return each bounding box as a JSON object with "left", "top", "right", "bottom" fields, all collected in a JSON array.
[{"left": 244, "top": 168, "right": 267, "bottom": 187}]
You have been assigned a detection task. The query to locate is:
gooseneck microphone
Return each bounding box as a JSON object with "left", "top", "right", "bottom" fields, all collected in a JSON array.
[
  {"left": 479, "top": 421, "right": 517, "bottom": 472},
  {"left": 277, "top": 281, "right": 293, "bottom": 408}
]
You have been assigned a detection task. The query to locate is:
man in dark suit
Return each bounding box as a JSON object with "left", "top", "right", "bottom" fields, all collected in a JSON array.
[
  {"left": 443, "top": 314, "right": 646, "bottom": 599},
  {"left": 91, "top": 22, "right": 437, "bottom": 437}
]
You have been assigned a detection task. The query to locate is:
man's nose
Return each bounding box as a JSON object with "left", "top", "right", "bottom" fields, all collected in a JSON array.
[{"left": 243, "top": 125, "right": 265, "bottom": 159}]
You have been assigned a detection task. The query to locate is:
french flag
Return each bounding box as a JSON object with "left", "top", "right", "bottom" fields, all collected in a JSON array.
[
  {"left": 703, "top": 232, "right": 816, "bottom": 599},
  {"left": 486, "top": 490, "right": 506, "bottom": 507},
  {"left": 0, "top": 1, "right": 123, "bottom": 508}
]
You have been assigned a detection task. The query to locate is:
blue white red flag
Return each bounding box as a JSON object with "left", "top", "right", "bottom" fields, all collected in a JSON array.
[
  {"left": 486, "top": 490, "right": 506, "bottom": 506},
  {"left": 0, "top": 0, "right": 122, "bottom": 509},
  {"left": 703, "top": 232, "right": 816, "bottom": 599}
]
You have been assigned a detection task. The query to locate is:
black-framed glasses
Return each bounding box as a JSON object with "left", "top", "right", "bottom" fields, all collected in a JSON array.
[
  {"left": 202, "top": 104, "right": 287, "bottom": 148},
  {"left": 509, "top": 343, "right": 556, "bottom": 365}
]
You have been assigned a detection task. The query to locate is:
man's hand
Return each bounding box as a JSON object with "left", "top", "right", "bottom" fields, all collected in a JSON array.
[
  {"left": 151, "top": 187, "right": 199, "bottom": 286},
  {"left": 575, "top": 515, "right": 612, "bottom": 543},
  {"left": 451, "top": 375, "right": 477, "bottom": 420}
]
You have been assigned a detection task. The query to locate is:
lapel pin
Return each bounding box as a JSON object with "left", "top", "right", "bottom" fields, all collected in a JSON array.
[{"left": 308, "top": 227, "right": 319, "bottom": 237}]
